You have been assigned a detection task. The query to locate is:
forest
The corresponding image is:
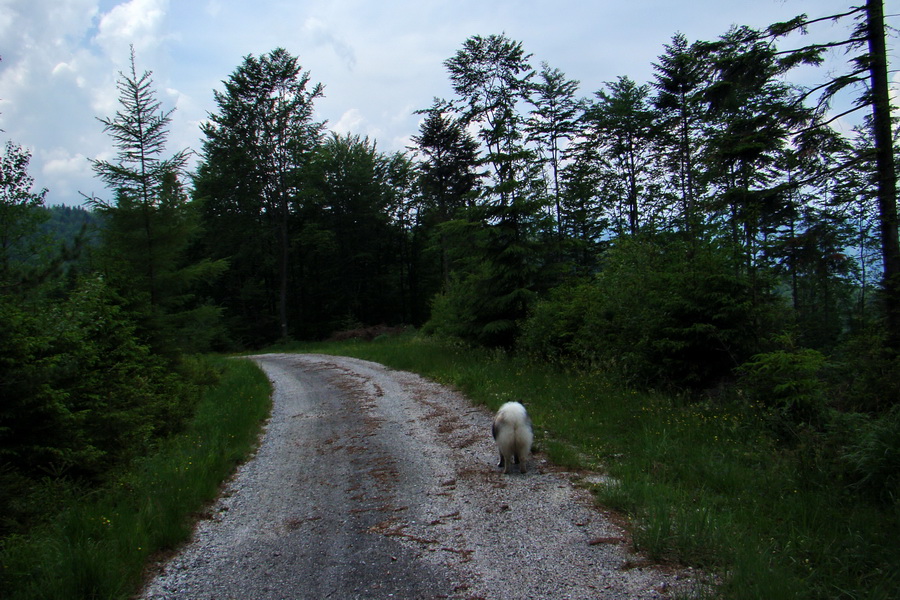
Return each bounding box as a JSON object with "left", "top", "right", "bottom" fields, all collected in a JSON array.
[{"left": 0, "top": 1, "right": 898, "bottom": 596}]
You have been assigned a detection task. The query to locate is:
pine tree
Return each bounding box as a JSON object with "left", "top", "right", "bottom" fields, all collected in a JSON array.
[
  {"left": 89, "top": 47, "right": 225, "bottom": 355},
  {"left": 197, "top": 48, "right": 324, "bottom": 342},
  {"left": 652, "top": 33, "right": 708, "bottom": 235},
  {"left": 411, "top": 98, "right": 480, "bottom": 288},
  {"left": 526, "top": 63, "right": 582, "bottom": 236}
]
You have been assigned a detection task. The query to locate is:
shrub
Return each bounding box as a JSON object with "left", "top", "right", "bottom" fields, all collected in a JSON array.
[
  {"left": 422, "top": 272, "right": 483, "bottom": 343},
  {"left": 829, "top": 329, "right": 900, "bottom": 413},
  {"left": 517, "top": 278, "right": 600, "bottom": 363},
  {"left": 519, "top": 236, "right": 773, "bottom": 390},
  {"left": 737, "top": 336, "right": 830, "bottom": 434},
  {"left": 0, "top": 277, "right": 201, "bottom": 536},
  {"left": 841, "top": 405, "right": 900, "bottom": 502}
]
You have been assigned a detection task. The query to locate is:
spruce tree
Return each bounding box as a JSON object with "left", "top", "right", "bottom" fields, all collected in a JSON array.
[
  {"left": 0, "top": 141, "right": 48, "bottom": 289},
  {"left": 89, "top": 47, "right": 225, "bottom": 355},
  {"left": 581, "top": 76, "right": 661, "bottom": 236},
  {"left": 196, "top": 48, "right": 323, "bottom": 342},
  {"left": 411, "top": 98, "right": 480, "bottom": 288},
  {"left": 437, "top": 34, "right": 549, "bottom": 347},
  {"left": 526, "top": 63, "right": 582, "bottom": 237},
  {"left": 651, "top": 33, "right": 708, "bottom": 235},
  {"left": 758, "top": 1, "right": 898, "bottom": 349}
]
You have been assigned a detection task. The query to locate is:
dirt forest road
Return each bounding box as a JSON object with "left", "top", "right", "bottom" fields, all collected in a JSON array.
[{"left": 140, "top": 353, "right": 698, "bottom": 599}]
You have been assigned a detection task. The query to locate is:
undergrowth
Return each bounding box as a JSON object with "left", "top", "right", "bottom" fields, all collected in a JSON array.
[
  {"left": 0, "top": 356, "right": 271, "bottom": 600},
  {"left": 276, "top": 332, "right": 900, "bottom": 600}
]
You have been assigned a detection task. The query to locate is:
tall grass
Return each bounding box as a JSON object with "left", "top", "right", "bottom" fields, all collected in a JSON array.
[
  {"left": 280, "top": 333, "right": 900, "bottom": 600},
  {"left": 0, "top": 356, "right": 271, "bottom": 600}
]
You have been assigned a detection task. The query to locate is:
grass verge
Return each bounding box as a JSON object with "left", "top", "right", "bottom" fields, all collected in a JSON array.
[
  {"left": 271, "top": 333, "right": 900, "bottom": 600},
  {"left": 0, "top": 356, "right": 271, "bottom": 600}
]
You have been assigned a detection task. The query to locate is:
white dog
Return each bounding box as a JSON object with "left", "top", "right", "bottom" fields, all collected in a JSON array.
[{"left": 492, "top": 402, "right": 533, "bottom": 474}]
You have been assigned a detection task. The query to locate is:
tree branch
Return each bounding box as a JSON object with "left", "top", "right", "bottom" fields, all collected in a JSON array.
[
  {"left": 767, "top": 7, "right": 866, "bottom": 38},
  {"left": 792, "top": 104, "right": 870, "bottom": 137},
  {"left": 773, "top": 36, "right": 869, "bottom": 56}
]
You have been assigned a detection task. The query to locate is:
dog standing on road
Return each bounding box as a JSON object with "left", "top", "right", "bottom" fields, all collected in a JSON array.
[{"left": 492, "top": 402, "right": 533, "bottom": 474}]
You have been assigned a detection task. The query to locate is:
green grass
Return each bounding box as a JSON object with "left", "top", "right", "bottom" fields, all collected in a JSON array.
[
  {"left": 0, "top": 356, "right": 272, "bottom": 600},
  {"left": 273, "top": 332, "right": 900, "bottom": 600}
]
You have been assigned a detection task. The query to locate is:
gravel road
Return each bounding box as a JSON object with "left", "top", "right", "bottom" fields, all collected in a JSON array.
[{"left": 140, "top": 353, "right": 701, "bottom": 599}]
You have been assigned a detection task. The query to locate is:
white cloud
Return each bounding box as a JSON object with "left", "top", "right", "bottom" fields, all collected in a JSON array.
[
  {"left": 42, "top": 148, "right": 91, "bottom": 179},
  {"left": 93, "top": 0, "right": 170, "bottom": 58},
  {"left": 332, "top": 108, "right": 365, "bottom": 135},
  {"left": 392, "top": 133, "right": 415, "bottom": 153},
  {"left": 36, "top": 147, "right": 98, "bottom": 205},
  {"left": 302, "top": 17, "right": 356, "bottom": 70}
]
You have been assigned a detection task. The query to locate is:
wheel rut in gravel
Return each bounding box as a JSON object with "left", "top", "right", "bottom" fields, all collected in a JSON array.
[{"left": 141, "top": 353, "right": 702, "bottom": 600}]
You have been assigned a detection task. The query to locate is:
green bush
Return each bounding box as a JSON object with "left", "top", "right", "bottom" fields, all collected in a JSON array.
[
  {"left": 519, "top": 236, "right": 772, "bottom": 389},
  {"left": 829, "top": 329, "right": 900, "bottom": 413},
  {"left": 422, "top": 272, "right": 483, "bottom": 343},
  {"left": 516, "top": 278, "right": 599, "bottom": 362},
  {"left": 842, "top": 405, "right": 900, "bottom": 502},
  {"left": 737, "top": 337, "right": 830, "bottom": 433},
  {"left": 0, "top": 276, "right": 202, "bottom": 536},
  {"left": 0, "top": 356, "right": 272, "bottom": 600}
]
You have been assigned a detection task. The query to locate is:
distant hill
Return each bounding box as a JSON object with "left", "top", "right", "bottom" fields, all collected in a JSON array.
[{"left": 40, "top": 204, "right": 101, "bottom": 245}]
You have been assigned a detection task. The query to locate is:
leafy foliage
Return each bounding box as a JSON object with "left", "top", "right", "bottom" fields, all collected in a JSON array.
[
  {"left": 0, "top": 141, "right": 50, "bottom": 289},
  {"left": 738, "top": 337, "right": 830, "bottom": 433},
  {"left": 196, "top": 47, "right": 324, "bottom": 342},
  {"left": 520, "top": 236, "right": 772, "bottom": 389},
  {"left": 299, "top": 133, "right": 412, "bottom": 336},
  {"left": 0, "top": 277, "right": 201, "bottom": 535},
  {"left": 0, "top": 356, "right": 271, "bottom": 600},
  {"left": 841, "top": 405, "right": 900, "bottom": 502}
]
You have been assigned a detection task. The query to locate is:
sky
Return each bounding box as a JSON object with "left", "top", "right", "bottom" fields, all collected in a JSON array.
[{"left": 0, "top": 0, "right": 896, "bottom": 207}]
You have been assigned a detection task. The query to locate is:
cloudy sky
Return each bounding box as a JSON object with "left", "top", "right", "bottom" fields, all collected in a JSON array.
[{"left": 0, "top": 0, "right": 895, "bottom": 207}]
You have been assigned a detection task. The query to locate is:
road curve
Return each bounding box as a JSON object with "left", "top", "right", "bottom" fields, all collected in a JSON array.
[{"left": 140, "top": 353, "right": 698, "bottom": 599}]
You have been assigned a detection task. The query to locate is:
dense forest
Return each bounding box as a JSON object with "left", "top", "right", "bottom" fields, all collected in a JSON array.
[{"left": 1, "top": 0, "right": 898, "bottom": 565}]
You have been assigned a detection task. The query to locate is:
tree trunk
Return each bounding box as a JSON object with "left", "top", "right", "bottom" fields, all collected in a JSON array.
[
  {"left": 866, "top": 0, "right": 900, "bottom": 349},
  {"left": 278, "top": 196, "right": 290, "bottom": 341}
]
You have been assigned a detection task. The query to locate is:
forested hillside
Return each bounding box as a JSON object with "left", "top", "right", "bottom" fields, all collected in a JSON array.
[{"left": 1, "top": 2, "right": 898, "bottom": 597}]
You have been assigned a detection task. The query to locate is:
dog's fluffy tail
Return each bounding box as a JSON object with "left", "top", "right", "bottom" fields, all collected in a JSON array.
[{"left": 492, "top": 402, "right": 533, "bottom": 474}]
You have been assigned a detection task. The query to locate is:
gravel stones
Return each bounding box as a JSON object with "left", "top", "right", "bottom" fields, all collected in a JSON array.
[{"left": 140, "top": 353, "right": 700, "bottom": 599}]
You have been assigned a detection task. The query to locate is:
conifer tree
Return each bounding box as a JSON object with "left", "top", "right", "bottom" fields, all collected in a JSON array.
[
  {"left": 759, "top": 1, "right": 898, "bottom": 348},
  {"left": 89, "top": 47, "right": 225, "bottom": 354},
  {"left": 196, "top": 48, "right": 323, "bottom": 342},
  {"left": 411, "top": 98, "right": 480, "bottom": 288},
  {"left": 527, "top": 63, "right": 581, "bottom": 236},
  {"left": 439, "top": 34, "right": 547, "bottom": 346},
  {"left": 581, "top": 76, "right": 661, "bottom": 236},
  {"left": 652, "top": 33, "right": 708, "bottom": 235}
]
